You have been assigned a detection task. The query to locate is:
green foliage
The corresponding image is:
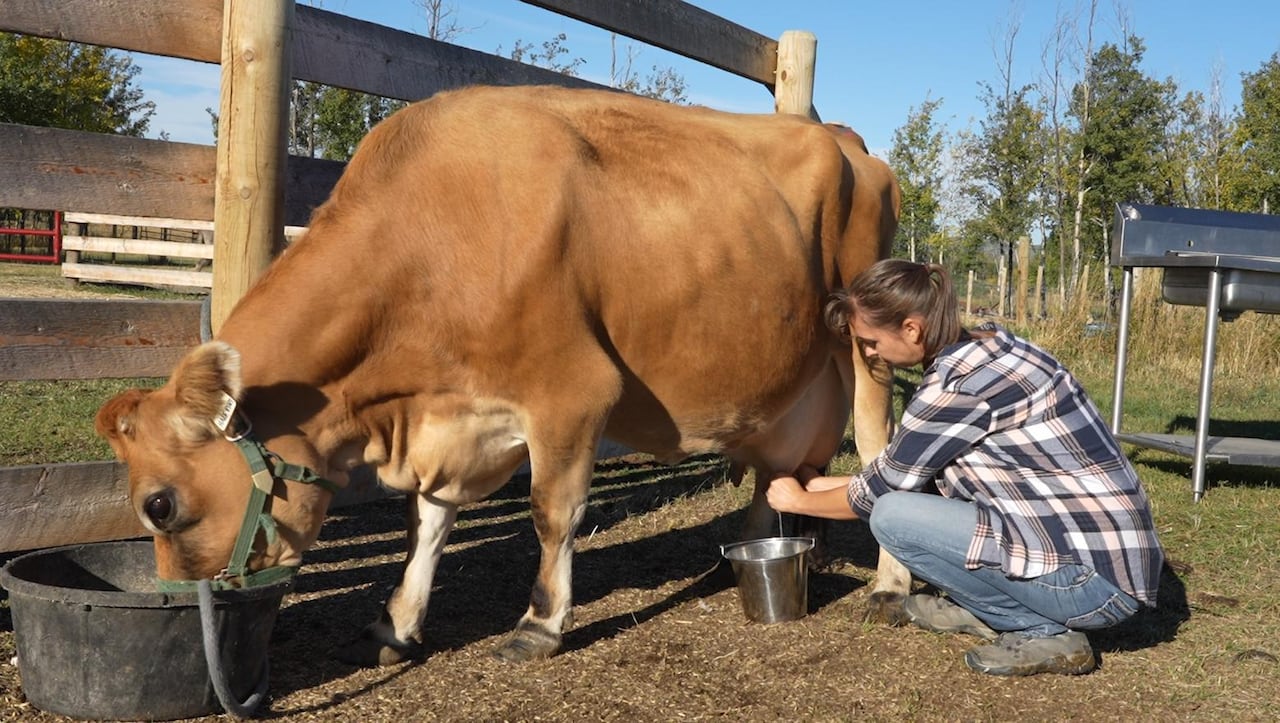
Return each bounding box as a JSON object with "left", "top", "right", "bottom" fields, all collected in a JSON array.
[
  {"left": 1072, "top": 37, "right": 1179, "bottom": 259},
  {"left": 953, "top": 81, "right": 1044, "bottom": 309},
  {"left": 312, "top": 86, "right": 405, "bottom": 161},
  {"left": 1228, "top": 52, "right": 1280, "bottom": 213},
  {"left": 891, "top": 18, "right": 1280, "bottom": 301},
  {"left": 888, "top": 98, "right": 945, "bottom": 261},
  {"left": 501, "top": 32, "right": 585, "bottom": 77},
  {"left": 0, "top": 33, "right": 153, "bottom": 135}
]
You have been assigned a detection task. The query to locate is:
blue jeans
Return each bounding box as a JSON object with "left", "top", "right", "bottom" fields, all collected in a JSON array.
[{"left": 869, "top": 491, "right": 1141, "bottom": 637}]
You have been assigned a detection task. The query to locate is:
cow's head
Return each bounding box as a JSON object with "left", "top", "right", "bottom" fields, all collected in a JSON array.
[{"left": 96, "top": 342, "right": 330, "bottom": 583}]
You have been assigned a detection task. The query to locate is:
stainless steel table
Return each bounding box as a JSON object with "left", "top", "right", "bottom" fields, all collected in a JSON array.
[{"left": 1109, "top": 203, "right": 1280, "bottom": 500}]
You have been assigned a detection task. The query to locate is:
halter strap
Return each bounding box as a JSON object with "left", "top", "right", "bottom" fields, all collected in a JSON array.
[{"left": 156, "top": 411, "right": 340, "bottom": 593}]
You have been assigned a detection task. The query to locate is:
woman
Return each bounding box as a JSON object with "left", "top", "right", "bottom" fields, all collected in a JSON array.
[{"left": 767, "top": 259, "right": 1163, "bottom": 676}]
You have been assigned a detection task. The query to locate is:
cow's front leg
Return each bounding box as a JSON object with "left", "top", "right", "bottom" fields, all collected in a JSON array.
[
  {"left": 494, "top": 449, "right": 593, "bottom": 662},
  {"left": 338, "top": 493, "right": 458, "bottom": 666}
]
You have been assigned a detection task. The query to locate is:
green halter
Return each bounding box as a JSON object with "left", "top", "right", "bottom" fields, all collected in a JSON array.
[{"left": 155, "top": 407, "right": 341, "bottom": 593}]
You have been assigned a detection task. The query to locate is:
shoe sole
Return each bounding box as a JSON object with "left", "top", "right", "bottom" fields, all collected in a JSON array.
[{"left": 963, "top": 650, "right": 1096, "bottom": 676}]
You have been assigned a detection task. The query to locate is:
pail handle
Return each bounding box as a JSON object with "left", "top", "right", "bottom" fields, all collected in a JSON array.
[{"left": 198, "top": 580, "right": 271, "bottom": 718}]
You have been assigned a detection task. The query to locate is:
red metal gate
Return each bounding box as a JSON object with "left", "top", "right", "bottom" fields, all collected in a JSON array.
[{"left": 0, "top": 210, "right": 62, "bottom": 263}]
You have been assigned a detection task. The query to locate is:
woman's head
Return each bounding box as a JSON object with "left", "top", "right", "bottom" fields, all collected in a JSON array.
[{"left": 825, "top": 259, "right": 962, "bottom": 367}]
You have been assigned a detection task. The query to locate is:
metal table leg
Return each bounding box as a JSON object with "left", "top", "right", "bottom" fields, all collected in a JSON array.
[
  {"left": 1111, "top": 267, "right": 1135, "bottom": 434},
  {"left": 1191, "top": 269, "right": 1223, "bottom": 501}
]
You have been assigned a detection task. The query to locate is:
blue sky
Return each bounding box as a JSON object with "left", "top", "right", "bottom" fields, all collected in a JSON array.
[{"left": 136, "top": 1, "right": 1280, "bottom": 155}]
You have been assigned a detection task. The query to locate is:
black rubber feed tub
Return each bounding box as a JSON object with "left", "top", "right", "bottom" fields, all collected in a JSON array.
[{"left": 0, "top": 540, "right": 289, "bottom": 721}]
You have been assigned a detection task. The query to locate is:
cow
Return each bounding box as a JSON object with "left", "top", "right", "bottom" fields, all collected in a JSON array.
[{"left": 95, "top": 84, "right": 906, "bottom": 667}]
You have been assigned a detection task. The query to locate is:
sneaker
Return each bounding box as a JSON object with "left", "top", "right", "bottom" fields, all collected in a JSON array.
[
  {"left": 964, "top": 631, "right": 1097, "bottom": 676},
  {"left": 904, "top": 594, "right": 999, "bottom": 641}
]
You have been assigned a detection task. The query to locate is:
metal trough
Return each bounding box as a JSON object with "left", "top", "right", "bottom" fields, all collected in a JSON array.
[{"left": 1110, "top": 202, "right": 1280, "bottom": 500}]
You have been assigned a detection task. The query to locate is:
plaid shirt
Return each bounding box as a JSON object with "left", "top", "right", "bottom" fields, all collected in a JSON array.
[{"left": 847, "top": 324, "right": 1164, "bottom": 606}]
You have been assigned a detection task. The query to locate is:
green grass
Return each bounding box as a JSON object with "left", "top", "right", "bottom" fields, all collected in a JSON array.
[{"left": 0, "top": 379, "right": 164, "bottom": 465}]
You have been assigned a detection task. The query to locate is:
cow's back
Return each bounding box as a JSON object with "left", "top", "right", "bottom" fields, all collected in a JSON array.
[{"left": 233, "top": 86, "right": 869, "bottom": 462}]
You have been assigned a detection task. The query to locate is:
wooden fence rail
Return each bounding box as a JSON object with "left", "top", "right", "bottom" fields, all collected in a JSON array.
[{"left": 59, "top": 212, "right": 308, "bottom": 291}]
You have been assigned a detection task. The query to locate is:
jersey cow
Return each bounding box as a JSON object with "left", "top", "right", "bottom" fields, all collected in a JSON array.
[{"left": 96, "top": 85, "right": 905, "bottom": 666}]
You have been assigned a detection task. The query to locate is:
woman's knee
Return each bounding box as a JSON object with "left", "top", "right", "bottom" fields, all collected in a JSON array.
[{"left": 867, "top": 491, "right": 915, "bottom": 543}]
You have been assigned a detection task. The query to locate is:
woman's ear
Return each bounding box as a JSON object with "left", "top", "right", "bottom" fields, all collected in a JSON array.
[{"left": 901, "top": 315, "right": 926, "bottom": 345}]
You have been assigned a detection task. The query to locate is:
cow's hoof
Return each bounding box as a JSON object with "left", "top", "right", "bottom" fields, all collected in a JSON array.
[
  {"left": 864, "top": 591, "right": 909, "bottom": 626},
  {"left": 806, "top": 537, "right": 833, "bottom": 571},
  {"left": 335, "top": 633, "right": 421, "bottom": 667},
  {"left": 493, "top": 620, "right": 562, "bottom": 662}
]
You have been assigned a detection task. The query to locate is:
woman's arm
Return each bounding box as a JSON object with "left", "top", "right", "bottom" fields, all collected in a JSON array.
[{"left": 766, "top": 467, "right": 860, "bottom": 520}]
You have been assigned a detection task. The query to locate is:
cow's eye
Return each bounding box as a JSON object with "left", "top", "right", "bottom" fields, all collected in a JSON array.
[{"left": 144, "top": 489, "right": 176, "bottom": 528}]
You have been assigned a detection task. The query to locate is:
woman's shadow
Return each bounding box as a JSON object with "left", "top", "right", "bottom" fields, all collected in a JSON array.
[{"left": 1090, "top": 559, "right": 1190, "bottom": 654}]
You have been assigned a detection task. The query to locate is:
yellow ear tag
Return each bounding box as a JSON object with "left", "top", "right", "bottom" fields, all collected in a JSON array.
[{"left": 214, "top": 392, "right": 237, "bottom": 433}]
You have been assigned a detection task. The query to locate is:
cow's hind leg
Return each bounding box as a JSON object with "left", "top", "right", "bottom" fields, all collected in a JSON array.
[
  {"left": 848, "top": 339, "right": 912, "bottom": 625},
  {"left": 868, "top": 551, "right": 912, "bottom": 625},
  {"left": 494, "top": 439, "right": 595, "bottom": 662},
  {"left": 337, "top": 494, "right": 458, "bottom": 666}
]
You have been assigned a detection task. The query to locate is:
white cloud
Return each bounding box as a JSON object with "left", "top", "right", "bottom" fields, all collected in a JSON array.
[{"left": 132, "top": 54, "right": 221, "bottom": 145}]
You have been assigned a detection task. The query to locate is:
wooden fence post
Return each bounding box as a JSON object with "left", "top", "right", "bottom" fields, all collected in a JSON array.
[
  {"left": 212, "top": 0, "right": 294, "bottom": 333},
  {"left": 966, "top": 269, "right": 974, "bottom": 316},
  {"left": 774, "top": 30, "right": 818, "bottom": 119},
  {"left": 1015, "top": 235, "right": 1030, "bottom": 325},
  {"left": 997, "top": 261, "right": 1007, "bottom": 318},
  {"left": 1034, "top": 265, "right": 1044, "bottom": 320}
]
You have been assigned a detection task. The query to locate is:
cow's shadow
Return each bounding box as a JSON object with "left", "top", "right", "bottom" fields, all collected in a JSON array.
[{"left": 265, "top": 457, "right": 874, "bottom": 711}]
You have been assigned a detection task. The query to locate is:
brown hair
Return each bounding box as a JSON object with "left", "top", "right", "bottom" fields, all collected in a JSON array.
[{"left": 824, "top": 259, "right": 962, "bottom": 365}]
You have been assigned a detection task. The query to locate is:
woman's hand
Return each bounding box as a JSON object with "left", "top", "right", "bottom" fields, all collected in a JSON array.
[
  {"left": 766, "top": 469, "right": 858, "bottom": 520},
  {"left": 766, "top": 474, "right": 808, "bottom": 514}
]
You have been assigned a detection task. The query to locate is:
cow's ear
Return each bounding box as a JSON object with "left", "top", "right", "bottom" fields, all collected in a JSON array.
[
  {"left": 168, "top": 341, "right": 244, "bottom": 443},
  {"left": 95, "top": 388, "right": 151, "bottom": 459}
]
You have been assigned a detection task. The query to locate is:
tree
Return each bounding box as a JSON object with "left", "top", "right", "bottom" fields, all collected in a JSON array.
[
  {"left": 1228, "top": 52, "right": 1280, "bottom": 213},
  {"left": 0, "top": 33, "right": 153, "bottom": 136},
  {"left": 1194, "top": 63, "right": 1240, "bottom": 210},
  {"left": 955, "top": 12, "right": 1044, "bottom": 313},
  {"left": 609, "top": 34, "right": 689, "bottom": 105},
  {"left": 888, "top": 98, "right": 946, "bottom": 261},
  {"left": 1071, "top": 35, "right": 1178, "bottom": 262},
  {"left": 501, "top": 33, "right": 585, "bottom": 77},
  {"left": 312, "top": 89, "right": 403, "bottom": 160}
]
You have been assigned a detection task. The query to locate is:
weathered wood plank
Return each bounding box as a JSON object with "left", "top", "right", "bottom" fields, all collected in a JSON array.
[
  {"left": 1, "top": 345, "right": 192, "bottom": 380},
  {"left": 520, "top": 0, "right": 778, "bottom": 87},
  {"left": 62, "top": 263, "right": 213, "bottom": 290},
  {"left": 0, "top": 461, "right": 395, "bottom": 553},
  {"left": 0, "top": 462, "right": 145, "bottom": 553},
  {"left": 63, "top": 213, "right": 307, "bottom": 240},
  {"left": 0, "top": 0, "right": 221, "bottom": 62},
  {"left": 65, "top": 212, "right": 215, "bottom": 230},
  {"left": 0, "top": 124, "right": 343, "bottom": 227},
  {"left": 293, "top": 6, "right": 609, "bottom": 101},
  {"left": 0, "top": 124, "right": 217, "bottom": 220},
  {"left": 0, "top": 299, "right": 202, "bottom": 380},
  {"left": 2, "top": 0, "right": 608, "bottom": 102},
  {"left": 62, "top": 236, "right": 216, "bottom": 259}
]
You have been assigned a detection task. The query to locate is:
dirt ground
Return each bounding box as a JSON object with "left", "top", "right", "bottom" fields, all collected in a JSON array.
[{"left": 0, "top": 452, "right": 1271, "bottom": 723}]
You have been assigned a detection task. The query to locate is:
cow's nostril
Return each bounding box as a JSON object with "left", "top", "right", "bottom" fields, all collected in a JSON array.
[{"left": 144, "top": 490, "right": 175, "bottom": 528}]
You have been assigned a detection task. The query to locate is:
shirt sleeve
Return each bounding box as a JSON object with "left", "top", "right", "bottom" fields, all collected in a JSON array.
[{"left": 847, "top": 381, "right": 993, "bottom": 518}]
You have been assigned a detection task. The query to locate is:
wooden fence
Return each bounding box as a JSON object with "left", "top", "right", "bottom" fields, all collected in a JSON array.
[
  {"left": 60, "top": 212, "right": 307, "bottom": 290},
  {"left": 0, "top": 0, "right": 819, "bottom": 553}
]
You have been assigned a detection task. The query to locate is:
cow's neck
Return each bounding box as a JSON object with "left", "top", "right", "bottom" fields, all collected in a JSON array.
[{"left": 214, "top": 242, "right": 379, "bottom": 464}]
